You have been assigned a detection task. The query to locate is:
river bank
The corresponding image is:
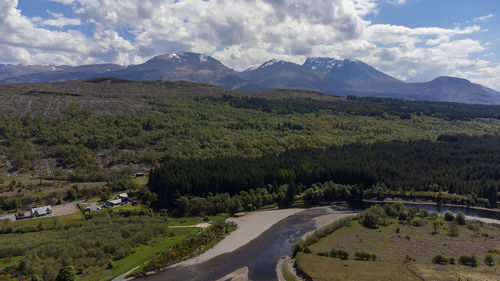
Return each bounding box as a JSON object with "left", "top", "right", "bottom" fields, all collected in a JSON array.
[
  {"left": 171, "top": 208, "right": 307, "bottom": 268},
  {"left": 364, "top": 199, "right": 500, "bottom": 214}
]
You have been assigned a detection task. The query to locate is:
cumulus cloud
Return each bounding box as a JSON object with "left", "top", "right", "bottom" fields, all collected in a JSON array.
[{"left": 0, "top": 0, "right": 499, "bottom": 90}]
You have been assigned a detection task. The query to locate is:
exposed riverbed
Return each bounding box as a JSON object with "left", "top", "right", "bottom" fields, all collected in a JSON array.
[{"left": 136, "top": 203, "right": 500, "bottom": 281}]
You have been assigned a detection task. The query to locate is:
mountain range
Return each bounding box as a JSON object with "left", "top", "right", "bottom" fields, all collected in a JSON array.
[{"left": 1, "top": 52, "right": 499, "bottom": 104}]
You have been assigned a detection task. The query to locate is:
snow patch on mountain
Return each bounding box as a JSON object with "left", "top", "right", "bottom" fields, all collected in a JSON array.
[
  {"left": 304, "top": 57, "right": 363, "bottom": 73},
  {"left": 199, "top": 54, "right": 208, "bottom": 63}
]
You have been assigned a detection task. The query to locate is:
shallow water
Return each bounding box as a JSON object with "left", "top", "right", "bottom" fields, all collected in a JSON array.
[
  {"left": 136, "top": 208, "right": 331, "bottom": 281},
  {"left": 136, "top": 203, "right": 500, "bottom": 281}
]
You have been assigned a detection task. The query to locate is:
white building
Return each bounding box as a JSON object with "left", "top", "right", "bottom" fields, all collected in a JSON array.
[{"left": 31, "top": 206, "right": 52, "bottom": 217}]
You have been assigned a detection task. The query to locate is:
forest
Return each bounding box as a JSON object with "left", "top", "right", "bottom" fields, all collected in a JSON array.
[
  {"left": 2, "top": 80, "right": 500, "bottom": 213},
  {"left": 148, "top": 134, "right": 499, "bottom": 211}
]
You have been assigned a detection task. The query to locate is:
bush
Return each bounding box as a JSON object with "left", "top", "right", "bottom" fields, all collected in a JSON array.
[
  {"left": 360, "top": 206, "right": 385, "bottom": 229},
  {"left": 432, "top": 254, "right": 448, "bottom": 265},
  {"left": 355, "top": 251, "right": 377, "bottom": 261},
  {"left": 338, "top": 249, "right": 349, "bottom": 260},
  {"left": 444, "top": 211, "right": 454, "bottom": 221},
  {"left": 329, "top": 248, "right": 349, "bottom": 259},
  {"left": 448, "top": 221, "right": 459, "bottom": 237},
  {"left": 467, "top": 223, "right": 480, "bottom": 232},
  {"left": 411, "top": 218, "right": 424, "bottom": 227},
  {"left": 455, "top": 211, "right": 466, "bottom": 225},
  {"left": 418, "top": 209, "right": 429, "bottom": 218},
  {"left": 448, "top": 257, "right": 455, "bottom": 265},
  {"left": 293, "top": 243, "right": 304, "bottom": 257},
  {"left": 55, "top": 266, "right": 76, "bottom": 281},
  {"left": 107, "top": 261, "right": 114, "bottom": 269},
  {"left": 484, "top": 254, "right": 494, "bottom": 266},
  {"left": 458, "top": 254, "right": 478, "bottom": 267},
  {"left": 330, "top": 248, "right": 339, "bottom": 258}
]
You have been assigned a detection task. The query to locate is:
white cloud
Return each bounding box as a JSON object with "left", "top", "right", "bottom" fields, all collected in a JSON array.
[
  {"left": 36, "top": 10, "right": 81, "bottom": 27},
  {"left": 474, "top": 14, "right": 494, "bottom": 22},
  {"left": 48, "top": 0, "right": 75, "bottom": 4},
  {"left": 0, "top": 0, "right": 500, "bottom": 90},
  {"left": 387, "top": 0, "right": 407, "bottom": 5}
]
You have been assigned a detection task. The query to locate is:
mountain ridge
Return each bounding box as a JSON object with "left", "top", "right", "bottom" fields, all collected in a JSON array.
[{"left": 0, "top": 52, "right": 498, "bottom": 105}]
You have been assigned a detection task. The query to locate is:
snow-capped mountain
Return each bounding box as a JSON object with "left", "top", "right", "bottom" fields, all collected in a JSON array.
[
  {"left": 106, "top": 52, "right": 235, "bottom": 84},
  {"left": 0, "top": 52, "right": 498, "bottom": 104},
  {"left": 303, "top": 57, "right": 404, "bottom": 92}
]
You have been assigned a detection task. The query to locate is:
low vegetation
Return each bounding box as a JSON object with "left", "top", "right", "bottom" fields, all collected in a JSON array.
[
  {"left": 294, "top": 204, "right": 500, "bottom": 281},
  {"left": 0, "top": 208, "right": 228, "bottom": 281}
]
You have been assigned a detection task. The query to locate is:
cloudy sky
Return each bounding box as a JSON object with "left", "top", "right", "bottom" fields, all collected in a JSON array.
[{"left": 2, "top": 0, "right": 500, "bottom": 89}]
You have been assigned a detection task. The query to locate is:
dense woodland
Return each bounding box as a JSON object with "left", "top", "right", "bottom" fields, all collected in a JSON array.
[{"left": 148, "top": 134, "right": 499, "bottom": 210}]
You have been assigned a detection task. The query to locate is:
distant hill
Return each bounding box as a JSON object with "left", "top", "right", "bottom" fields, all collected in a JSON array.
[
  {"left": 107, "top": 52, "right": 234, "bottom": 85},
  {"left": 0, "top": 52, "right": 498, "bottom": 105},
  {"left": 0, "top": 64, "right": 123, "bottom": 84}
]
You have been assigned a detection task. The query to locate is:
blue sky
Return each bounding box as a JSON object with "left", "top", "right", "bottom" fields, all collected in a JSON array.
[{"left": 2, "top": 0, "right": 500, "bottom": 89}]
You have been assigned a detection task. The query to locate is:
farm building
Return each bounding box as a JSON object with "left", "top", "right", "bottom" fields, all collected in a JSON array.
[
  {"left": 117, "top": 193, "right": 128, "bottom": 201},
  {"left": 104, "top": 199, "right": 122, "bottom": 208},
  {"left": 31, "top": 205, "right": 52, "bottom": 217}
]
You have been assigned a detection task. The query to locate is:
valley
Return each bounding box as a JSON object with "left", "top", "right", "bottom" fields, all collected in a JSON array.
[{"left": 0, "top": 80, "right": 500, "bottom": 281}]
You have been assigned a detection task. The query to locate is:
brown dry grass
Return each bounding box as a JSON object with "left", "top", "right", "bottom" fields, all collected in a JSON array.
[
  {"left": 0, "top": 176, "right": 106, "bottom": 208},
  {"left": 297, "top": 219, "right": 500, "bottom": 281},
  {"left": 295, "top": 254, "right": 421, "bottom": 281},
  {"left": 310, "top": 220, "right": 500, "bottom": 264}
]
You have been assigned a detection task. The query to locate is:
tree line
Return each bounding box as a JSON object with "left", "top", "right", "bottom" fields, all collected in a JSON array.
[{"left": 199, "top": 94, "right": 500, "bottom": 121}]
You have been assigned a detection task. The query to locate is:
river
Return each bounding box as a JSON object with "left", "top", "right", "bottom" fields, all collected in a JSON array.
[
  {"left": 136, "top": 204, "right": 500, "bottom": 281},
  {"left": 136, "top": 208, "right": 332, "bottom": 281}
]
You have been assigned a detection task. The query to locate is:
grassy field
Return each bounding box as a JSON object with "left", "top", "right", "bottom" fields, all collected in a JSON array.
[
  {"left": 296, "top": 254, "right": 421, "bottom": 281},
  {"left": 297, "top": 218, "right": 500, "bottom": 280},
  {"left": 83, "top": 228, "right": 199, "bottom": 281},
  {"left": 12, "top": 212, "right": 84, "bottom": 228}
]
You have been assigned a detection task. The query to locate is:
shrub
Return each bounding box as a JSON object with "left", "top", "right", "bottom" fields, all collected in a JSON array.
[
  {"left": 444, "top": 211, "right": 454, "bottom": 221},
  {"left": 432, "top": 220, "right": 440, "bottom": 234},
  {"left": 458, "top": 254, "right": 478, "bottom": 267},
  {"left": 329, "top": 248, "right": 339, "bottom": 258},
  {"left": 432, "top": 254, "right": 448, "bottom": 265},
  {"left": 411, "top": 218, "right": 424, "bottom": 227},
  {"left": 360, "top": 206, "right": 385, "bottom": 229},
  {"left": 293, "top": 243, "right": 304, "bottom": 257},
  {"left": 55, "top": 266, "right": 76, "bottom": 281},
  {"left": 107, "top": 261, "right": 114, "bottom": 269},
  {"left": 448, "top": 257, "right": 455, "bottom": 265},
  {"left": 467, "top": 223, "right": 480, "bottom": 232},
  {"left": 355, "top": 251, "right": 377, "bottom": 261},
  {"left": 448, "top": 221, "right": 459, "bottom": 237},
  {"left": 455, "top": 211, "right": 466, "bottom": 225},
  {"left": 484, "top": 254, "right": 494, "bottom": 266},
  {"left": 418, "top": 209, "right": 429, "bottom": 218},
  {"left": 337, "top": 249, "right": 349, "bottom": 260}
]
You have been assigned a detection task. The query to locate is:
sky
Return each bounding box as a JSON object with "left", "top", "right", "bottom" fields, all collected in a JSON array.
[{"left": 1, "top": 0, "right": 500, "bottom": 89}]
